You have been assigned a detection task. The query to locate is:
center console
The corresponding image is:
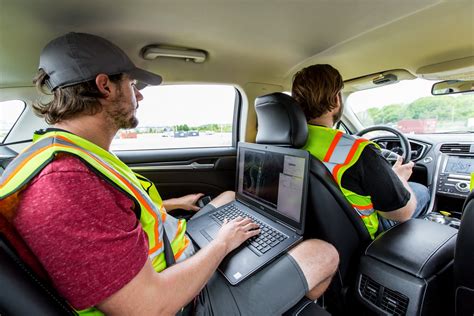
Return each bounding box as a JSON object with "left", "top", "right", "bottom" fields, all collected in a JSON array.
[
  {"left": 356, "top": 219, "right": 457, "bottom": 315},
  {"left": 424, "top": 212, "right": 461, "bottom": 229},
  {"left": 436, "top": 154, "right": 473, "bottom": 198}
]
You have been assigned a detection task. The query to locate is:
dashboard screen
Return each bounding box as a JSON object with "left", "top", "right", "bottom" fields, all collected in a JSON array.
[{"left": 445, "top": 156, "right": 474, "bottom": 174}]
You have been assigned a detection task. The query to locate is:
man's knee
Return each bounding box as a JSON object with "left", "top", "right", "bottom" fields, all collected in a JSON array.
[
  {"left": 409, "top": 182, "right": 430, "bottom": 217},
  {"left": 289, "top": 239, "right": 339, "bottom": 287}
]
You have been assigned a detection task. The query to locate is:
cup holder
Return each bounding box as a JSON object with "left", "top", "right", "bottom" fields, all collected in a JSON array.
[{"left": 424, "top": 212, "right": 460, "bottom": 229}]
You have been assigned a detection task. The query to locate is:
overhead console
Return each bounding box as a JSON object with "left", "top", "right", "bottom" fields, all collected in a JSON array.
[{"left": 436, "top": 143, "right": 474, "bottom": 199}]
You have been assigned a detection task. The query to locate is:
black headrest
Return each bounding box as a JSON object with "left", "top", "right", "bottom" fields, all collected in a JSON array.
[{"left": 255, "top": 92, "right": 308, "bottom": 148}]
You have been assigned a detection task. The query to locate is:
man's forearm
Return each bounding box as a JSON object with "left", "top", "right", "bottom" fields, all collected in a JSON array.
[
  {"left": 162, "top": 198, "right": 179, "bottom": 211},
  {"left": 379, "top": 176, "right": 417, "bottom": 222}
]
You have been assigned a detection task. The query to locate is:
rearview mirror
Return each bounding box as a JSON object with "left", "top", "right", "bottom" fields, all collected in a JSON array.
[{"left": 431, "top": 80, "right": 474, "bottom": 95}]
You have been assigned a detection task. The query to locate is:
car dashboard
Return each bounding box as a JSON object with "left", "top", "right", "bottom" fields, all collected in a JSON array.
[{"left": 371, "top": 133, "right": 474, "bottom": 216}]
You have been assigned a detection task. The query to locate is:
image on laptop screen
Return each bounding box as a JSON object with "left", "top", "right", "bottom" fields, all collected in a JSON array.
[{"left": 237, "top": 147, "right": 306, "bottom": 222}]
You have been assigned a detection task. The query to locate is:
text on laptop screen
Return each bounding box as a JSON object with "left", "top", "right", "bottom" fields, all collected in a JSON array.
[{"left": 237, "top": 147, "right": 305, "bottom": 222}]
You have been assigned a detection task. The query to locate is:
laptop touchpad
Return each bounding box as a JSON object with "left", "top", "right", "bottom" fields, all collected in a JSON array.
[{"left": 201, "top": 223, "right": 220, "bottom": 242}]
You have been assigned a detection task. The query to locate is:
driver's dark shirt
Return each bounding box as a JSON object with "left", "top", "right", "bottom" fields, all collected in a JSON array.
[{"left": 340, "top": 144, "right": 410, "bottom": 212}]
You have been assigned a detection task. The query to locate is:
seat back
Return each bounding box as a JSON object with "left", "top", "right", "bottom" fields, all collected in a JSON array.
[
  {"left": 306, "top": 156, "right": 371, "bottom": 279},
  {"left": 0, "top": 231, "right": 76, "bottom": 315},
  {"left": 454, "top": 190, "right": 474, "bottom": 316},
  {"left": 254, "top": 92, "right": 372, "bottom": 288}
]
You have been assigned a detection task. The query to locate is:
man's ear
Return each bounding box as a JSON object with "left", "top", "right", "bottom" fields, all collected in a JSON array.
[{"left": 95, "top": 74, "right": 112, "bottom": 97}]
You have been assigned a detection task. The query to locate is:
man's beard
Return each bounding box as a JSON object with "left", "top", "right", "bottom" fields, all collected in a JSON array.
[{"left": 107, "top": 92, "right": 139, "bottom": 130}]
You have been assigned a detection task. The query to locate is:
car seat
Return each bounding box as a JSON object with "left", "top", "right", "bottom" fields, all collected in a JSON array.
[
  {"left": 454, "top": 189, "right": 474, "bottom": 316},
  {"left": 255, "top": 92, "right": 372, "bottom": 313},
  {"left": 0, "top": 217, "right": 76, "bottom": 315}
]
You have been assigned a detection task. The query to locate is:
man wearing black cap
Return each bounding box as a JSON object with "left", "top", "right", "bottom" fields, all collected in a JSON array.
[{"left": 2, "top": 33, "right": 338, "bottom": 315}]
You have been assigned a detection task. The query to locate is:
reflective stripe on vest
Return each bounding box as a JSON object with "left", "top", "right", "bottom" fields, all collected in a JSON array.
[
  {"left": 0, "top": 131, "right": 191, "bottom": 270},
  {"left": 303, "top": 125, "right": 379, "bottom": 239}
]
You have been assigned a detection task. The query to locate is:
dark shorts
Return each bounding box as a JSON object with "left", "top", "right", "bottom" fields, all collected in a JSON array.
[{"left": 191, "top": 204, "right": 309, "bottom": 315}]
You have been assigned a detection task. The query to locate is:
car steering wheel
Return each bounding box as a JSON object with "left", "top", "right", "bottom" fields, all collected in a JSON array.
[{"left": 356, "top": 125, "right": 412, "bottom": 163}]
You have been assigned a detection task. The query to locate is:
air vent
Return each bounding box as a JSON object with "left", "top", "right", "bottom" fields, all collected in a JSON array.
[
  {"left": 360, "top": 274, "right": 380, "bottom": 305},
  {"left": 381, "top": 287, "right": 409, "bottom": 316},
  {"left": 440, "top": 143, "right": 471, "bottom": 154},
  {"left": 359, "top": 274, "right": 409, "bottom": 316}
]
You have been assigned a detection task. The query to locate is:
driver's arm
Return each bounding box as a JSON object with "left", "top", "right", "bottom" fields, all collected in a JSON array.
[
  {"left": 343, "top": 145, "right": 416, "bottom": 221},
  {"left": 378, "top": 156, "right": 417, "bottom": 221}
]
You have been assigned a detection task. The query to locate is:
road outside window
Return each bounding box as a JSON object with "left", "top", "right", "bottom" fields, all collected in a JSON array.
[
  {"left": 111, "top": 85, "right": 237, "bottom": 151},
  {"left": 0, "top": 100, "right": 25, "bottom": 143}
]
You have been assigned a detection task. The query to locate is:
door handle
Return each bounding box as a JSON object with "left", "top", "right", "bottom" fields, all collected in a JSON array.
[{"left": 131, "top": 161, "right": 215, "bottom": 171}]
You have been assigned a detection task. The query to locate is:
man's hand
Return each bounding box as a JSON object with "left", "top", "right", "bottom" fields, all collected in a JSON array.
[
  {"left": 163, "top": 193, "right": 204, "bottom": 212},
  {"left": 214, "top": 217, "right": 260, "bottom": 255},
  {"left": 392, "top": 156, "right": 414, "bottom": 182}
]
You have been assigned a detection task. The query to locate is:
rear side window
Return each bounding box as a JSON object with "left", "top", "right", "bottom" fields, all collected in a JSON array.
[
  {"left": 0, "top": 100, "right": 26, "bottom": 143},
  {"left": 111, "top": 84, "right": 237, "bottom": 151}
]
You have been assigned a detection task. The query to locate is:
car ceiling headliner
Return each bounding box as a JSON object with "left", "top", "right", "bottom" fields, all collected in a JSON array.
[{"left": 0, "top": 0, "right": 473, "bottom": 90}]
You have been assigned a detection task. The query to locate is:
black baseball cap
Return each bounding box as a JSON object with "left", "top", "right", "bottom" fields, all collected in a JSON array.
[{"left": 39, "top": 32, "right": 162, "bottom": 90}]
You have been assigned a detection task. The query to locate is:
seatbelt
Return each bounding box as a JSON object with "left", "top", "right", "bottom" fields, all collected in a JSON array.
[
  {"left": 162, "top": 229, "right": 176, "bottom": 266},
  {"left": 162, "top": 228, "right": 194, "bottom": 316}
]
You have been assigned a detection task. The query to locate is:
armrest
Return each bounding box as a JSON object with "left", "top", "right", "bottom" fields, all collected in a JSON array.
[{"left": 366, "top": 219, "right": 457, "bottom": 278}]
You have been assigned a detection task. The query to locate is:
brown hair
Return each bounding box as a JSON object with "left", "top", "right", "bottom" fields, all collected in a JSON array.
[
  {"left": 32, "top": 69, "right": 124, "bottom": 124},
  {"left": 291, "top": 64, "right": 343, "bottom": 121}
]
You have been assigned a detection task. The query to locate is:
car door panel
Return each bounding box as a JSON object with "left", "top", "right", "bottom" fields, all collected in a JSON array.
[{"left": 116, "top": 147, "right": 237, "bottom": 200}]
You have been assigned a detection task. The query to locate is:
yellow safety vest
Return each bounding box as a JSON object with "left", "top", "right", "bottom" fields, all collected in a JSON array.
[
  {"left": 303, "top": 125, "right": 380, "bottom": 239},
  {"left": 0, "top": 130, "right": 192, "bottom": 315}
]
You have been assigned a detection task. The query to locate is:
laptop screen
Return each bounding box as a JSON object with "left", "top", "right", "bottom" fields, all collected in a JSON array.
[{"left": 236, "top": 143, "right": 309, "bottom": 232}]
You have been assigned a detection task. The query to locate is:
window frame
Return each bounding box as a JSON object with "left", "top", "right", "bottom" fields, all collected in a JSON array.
[
  {"left": 111, "top": 84, "right": 242, "bottom": 152},
  {"left": 1, "top": 100, "right": 27, "bottom": 144}
]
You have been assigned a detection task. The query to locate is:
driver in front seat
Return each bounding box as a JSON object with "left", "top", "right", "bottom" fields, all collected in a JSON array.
[{"left": 291, "top": 64, "right": 430, "bottom": 238}]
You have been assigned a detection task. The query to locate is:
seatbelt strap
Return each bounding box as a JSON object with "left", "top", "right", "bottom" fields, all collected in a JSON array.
[
  {"left": 162, "top": 228, "right": 194, "bottom": 315},
  {"left": 162, "top": 229, "right": 176, "bottom": 267}
]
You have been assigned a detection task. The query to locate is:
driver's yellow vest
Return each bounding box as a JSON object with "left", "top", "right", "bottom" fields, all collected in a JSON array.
[
  {"left": 0, "top": 130, "right": 192, "bottom": 315},
  {"left": 303, "top": 125, "right": 380, "bottom": 239}
]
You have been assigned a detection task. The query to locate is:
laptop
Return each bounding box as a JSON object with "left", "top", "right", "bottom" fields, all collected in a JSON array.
[{"left": 187, "top": 142, "right": 309, "bottom": 285}]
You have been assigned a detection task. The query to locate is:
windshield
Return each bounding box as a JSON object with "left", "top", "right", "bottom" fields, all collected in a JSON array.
[{"left": 347, "top": 78, "right": 474, "bottom": 134}]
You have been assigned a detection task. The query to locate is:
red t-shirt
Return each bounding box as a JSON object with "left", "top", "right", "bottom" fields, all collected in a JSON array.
[{"left": 14, "top": 154, "right": 149, "bottom": 310}]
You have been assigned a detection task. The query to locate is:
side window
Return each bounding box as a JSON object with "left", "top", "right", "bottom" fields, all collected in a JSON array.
[
  {"left": 111, "top": 85, "right": 238, "bottom": 151},
  {"left": 0, "top": 100, "right": 26, "bottom": 143}
]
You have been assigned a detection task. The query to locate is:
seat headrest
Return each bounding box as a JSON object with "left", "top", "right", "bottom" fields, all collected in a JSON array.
[{"left": 255, "top": 92, "right": 308, "bottom": 148}]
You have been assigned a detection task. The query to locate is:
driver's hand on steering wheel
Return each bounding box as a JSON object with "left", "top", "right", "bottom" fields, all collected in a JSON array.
[{"left": 392, "top": 156, "right": 414, "bottom": 181}]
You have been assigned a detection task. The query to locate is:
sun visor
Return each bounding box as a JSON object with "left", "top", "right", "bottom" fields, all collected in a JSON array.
[
  {"left": 344, "top": 69, "right": 416, "bottom": 93},
  {"left": 417, "top": 56, "right": 474, "bottom": 81}
]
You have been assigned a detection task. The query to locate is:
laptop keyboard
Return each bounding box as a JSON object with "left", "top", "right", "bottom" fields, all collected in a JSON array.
[{"left": 211, "top": 204, "right": 288, "bottom": 256}]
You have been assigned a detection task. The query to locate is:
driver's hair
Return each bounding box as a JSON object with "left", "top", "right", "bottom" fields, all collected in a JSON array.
[
  {"left": 32, "top": 69, "right": 124, "bottom": 125},
  {"left": 291, "top": 64, "right": 343, "bottom": 121}
]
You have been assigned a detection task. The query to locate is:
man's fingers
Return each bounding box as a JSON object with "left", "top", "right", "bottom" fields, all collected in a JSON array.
[
  {"left": 190, "top": 205, "right": 200, "bottom": 212},
  {"left": 246, "top": 228, "right": 261, "bottom": 237},
  {"left": 231, "top": 216, "right": 244, "bottom": 223},
  {"left": 242, "top": 222, "right": 259, "bottom": 231}
]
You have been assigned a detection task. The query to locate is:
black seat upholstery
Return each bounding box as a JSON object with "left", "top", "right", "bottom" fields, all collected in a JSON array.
[
  {"left": 0, "top": 234, "right": 76, "bottom": 315},
  {"left": 255, "top": 92, "right": 371, "bottom": 312},
  {"left": 454, "top": 190, "right": 474, "bottom": 316}
]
